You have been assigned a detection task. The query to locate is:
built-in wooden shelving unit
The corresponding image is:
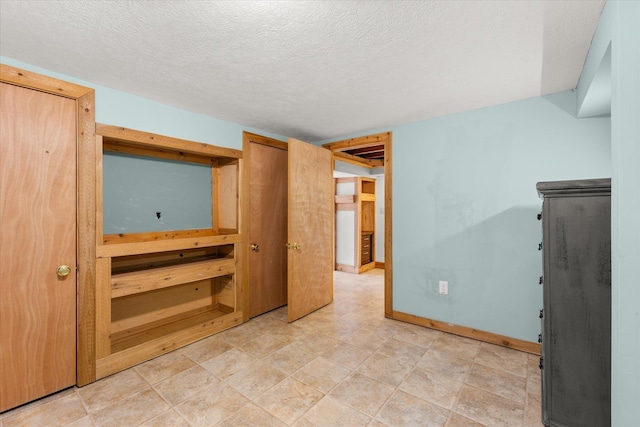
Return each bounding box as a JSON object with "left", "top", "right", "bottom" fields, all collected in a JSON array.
[{"left": 93, "top": 124, "right": 243, "bottom": 379}]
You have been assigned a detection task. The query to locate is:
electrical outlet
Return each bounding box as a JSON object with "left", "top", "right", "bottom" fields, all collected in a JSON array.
[{"left": 439, "top": 280, "right": 448, "bottom": 295}]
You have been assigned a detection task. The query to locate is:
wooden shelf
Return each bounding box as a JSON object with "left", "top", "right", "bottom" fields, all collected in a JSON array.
[
  {"left": 110, "top": 305, "right": 232, "bottom": 353},
  {"left": 110, "top": 245, "right": 234, "bottom": 275},
  {"left": 361, "top": 180, "right": 376, "bottom": 194},
  {"left": 102, "top": 228, "right": 239, "bottom": 245},
  {"left": 335, "top": 195, "right": 356, "bottom": 204},
  {"left": 97, "top": 310, "right": 243, "bottom": 379},
  {"left": 111, "top": 257, "right": 236, "bottom": 298},
  {"left": 97, "top": 234, "right": 242, "bottom": 258}
]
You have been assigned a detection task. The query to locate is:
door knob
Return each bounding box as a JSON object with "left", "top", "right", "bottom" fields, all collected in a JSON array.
[
  {"left": 250, "top": 243, "right": 259, "bottom": 252},
  {"left": 56, "top": 265, "right": 71, "bottom": 277},
  {"left": 287, "top": 243, "right": 301, "bottom": 250}
]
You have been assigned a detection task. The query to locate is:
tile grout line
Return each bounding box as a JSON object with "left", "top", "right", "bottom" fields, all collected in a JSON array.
[{"left": 443, "top": 341, "right": 483, "bottom": 426}]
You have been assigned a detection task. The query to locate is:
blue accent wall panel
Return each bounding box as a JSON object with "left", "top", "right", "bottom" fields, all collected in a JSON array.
[{"left": 103, "top": 152, "right": 212, "bottom": 234}]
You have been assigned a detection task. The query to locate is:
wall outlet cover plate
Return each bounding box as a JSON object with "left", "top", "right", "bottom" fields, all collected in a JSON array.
[{"left": 438, "top": 280, "right": 448, "bottom": 295}]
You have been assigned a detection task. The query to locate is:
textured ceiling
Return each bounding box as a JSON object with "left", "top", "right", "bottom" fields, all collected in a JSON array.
[{"left": 0, "top": 1, "right": 604, "bottom": 142}]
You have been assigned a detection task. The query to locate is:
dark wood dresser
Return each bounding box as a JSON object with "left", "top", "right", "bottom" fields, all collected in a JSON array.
[{"left": 536, "top": 179, "right": 611, "bottom": 427}]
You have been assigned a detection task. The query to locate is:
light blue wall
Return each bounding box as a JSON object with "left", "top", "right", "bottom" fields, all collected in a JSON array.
[
  {"left": 392, "top": 91, "right": 611, "bottom": 342},
  {"left": 0, "top": 57, "right": 285, "bottom": 149},
  {"left": 610, "top": 3, "right": 640, "bottom": 424},
  {"left": 322, "top": 91, "right": 611, "bottom": 343},
  {"left": 102, "top": 152, "right": 213, "bottom": 234},
  {"left": 581, "top": 1, "right": 640, "bottom": 425}
]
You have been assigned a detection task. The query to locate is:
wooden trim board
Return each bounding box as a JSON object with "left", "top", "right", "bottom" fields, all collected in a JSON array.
[
  {"left": 77, "top": 89, "right": 97, "bottom": 387},
  {"left": 384, "top": 134, "right": 392, "bottom": 318},
  {"left": 95, "top": 258, "right": 111, "bottom": 361},
  {"left": 358, "top": 262, "right": 376, "bottom": 273},
  {"left": 240, "top": 134, "right": 251, "bottom": 322},
  {"left": 103, "top": 140, "right": 215, "bottom": 165},
  {"left": 393, "top": 311, "right": 541, "bottom": 355},
  {"left": 242, "top": 131, "right": 288, "bottom": 150},
  {"left": 97, "top": 234, "right": 242, "bottom": 258},
  {"left": 335, "top": 264, "right": 358, "bottom": 273},
  {"left": 96, "top": 123, "right": 242, "bottom": 159},
  {"left": 375, "top": 262, "right": 385, "bottom": 269},
  {"left": 0, "top": 64, "right": 93, "bottom": 99},
  {"left": 103, "top": 228, "right": 224, "bottom": 245},
  {"left": 323, "top": 132, "right": 390, "bottom": 152},
  {"left": 333, "top": 151, "right": 383, "bottom": 168}
]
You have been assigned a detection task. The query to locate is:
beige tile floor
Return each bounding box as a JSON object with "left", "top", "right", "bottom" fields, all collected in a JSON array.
[{"left": 0, "top": 269, "right": 543, "bottom": 427}]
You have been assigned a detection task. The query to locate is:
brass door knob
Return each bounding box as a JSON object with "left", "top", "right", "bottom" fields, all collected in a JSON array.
[
  {"left": 250, "top": 243, "right": 259, "bottom": 252},
  {"left": 56, "top": 265, "right": 71, "bottom": 277},
  {"left": 287, "top": 243, "right": 301, "bottom": 250}
]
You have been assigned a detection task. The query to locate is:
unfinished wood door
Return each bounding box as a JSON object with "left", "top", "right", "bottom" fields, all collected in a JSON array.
[
  {"left": 248, "top": 141, "right": 288, "bottom": 317},
  {"left": 287, "top": 138, "right": 334, "bottom": 322},
  {"left": 0, "top": 82, "right": 77, "bottom": 412}
]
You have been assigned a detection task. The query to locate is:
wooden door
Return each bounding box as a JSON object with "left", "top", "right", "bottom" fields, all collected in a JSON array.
[
  {"left": 248, "top": 141, "right": 288, "bottom": 317},
  {"left": 0, "top": 82, "right": 77, "bottom": 412},
  {"left": 287, "top": 138, "right": 334, "bottom": 322}
]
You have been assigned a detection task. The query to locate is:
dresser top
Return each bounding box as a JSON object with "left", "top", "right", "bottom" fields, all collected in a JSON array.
[{"left": 536, "top": 178, "right": 611, "bottom": 197}]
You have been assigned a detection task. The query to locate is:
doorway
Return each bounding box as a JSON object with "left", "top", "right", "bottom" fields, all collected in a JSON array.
[{"left": 322, "top": 132, "right": 393, "bottom": 318}]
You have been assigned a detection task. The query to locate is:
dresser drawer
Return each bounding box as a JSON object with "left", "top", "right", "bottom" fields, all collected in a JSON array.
[{"left": 361, "top": 233, "right": 373, "bottom": 265}]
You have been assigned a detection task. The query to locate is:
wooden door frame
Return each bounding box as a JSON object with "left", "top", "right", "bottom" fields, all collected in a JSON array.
[
  {"left": 0, "top": 64, "right": 97, "bottom": 386},
  {"left": 322, "top": 132, "right": 393, "bottom": 318},
  {"left": 241, "top": 132, "right": 288, "bottom": 322}
]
